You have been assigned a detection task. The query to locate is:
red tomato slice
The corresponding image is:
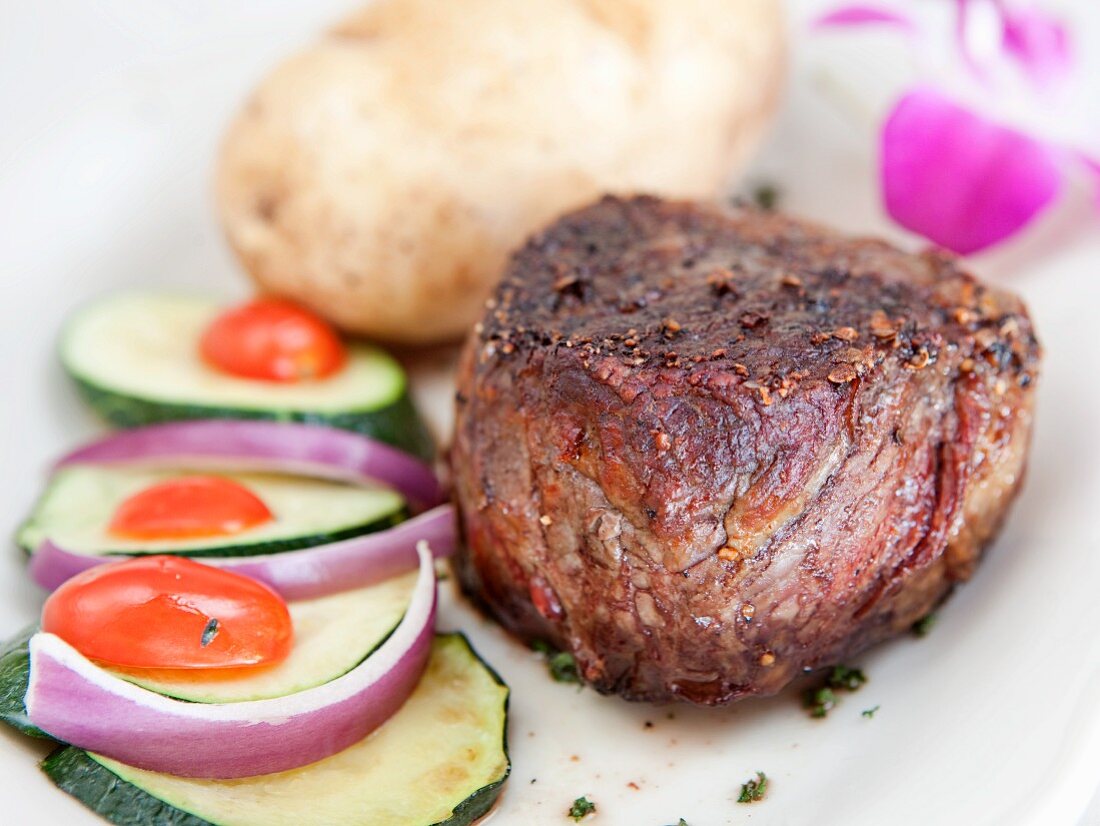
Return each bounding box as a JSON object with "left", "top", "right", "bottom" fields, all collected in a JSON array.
[
  {"left": 199, "top": 297, "right": 346, "bottom": 382},
  {"left": 41, "top": 556, "right": 293, "bottom": 669},
  {"left": 108, "top": 476, "right": 273, "bottom": 541}
]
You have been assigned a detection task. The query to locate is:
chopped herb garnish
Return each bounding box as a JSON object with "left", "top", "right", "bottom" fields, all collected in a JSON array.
[
  {"left": 803, "top": 663, "right": 867, "bottom": 718},
  {"left": 547, "top": 652, "right": 580, "bottom": 683},
  {"left": 568, "top": 796, "right": 596, "bottom": 821},
  {"left": 533, "top": 641, "right": 582, "bottom": 685},
  {"left": 803, "top": 685, "right": 837, "bottom": 718},
  {"left": 862, "top": 705, "right": 880, "bottom": 719},
  {"left": 752, "top": 183, "right": 780, "bottom": 211},
  {"left": 912, "top": 613, "right": 937, "bottom": 636},
  {"left": 200, "top": 618, "right": 220, "bottom": 648},
  {"left": 826, "top": 664, "right": 867, "bottom": 691},
  {"left": 737, "top": 771, "right": 768, "bottom": 803}
]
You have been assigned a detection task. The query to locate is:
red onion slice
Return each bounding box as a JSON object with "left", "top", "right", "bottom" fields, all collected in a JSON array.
[
  {"left": 29, "top": 504, "right": 456, "bottom": 599},
  {"left": 26, "top": 544, "right": 436, "bottom": 779},
  {"left": 55, "top": 420, "right": 443, "bottom": 511}
]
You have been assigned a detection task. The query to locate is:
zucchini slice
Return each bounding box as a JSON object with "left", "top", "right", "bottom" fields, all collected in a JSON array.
[
  {"left": 108, "top": 571, "right": 415, "bottom": 703},
  {"left": 42, "top": 635, "right": 509, "bottom": 826},
  {"left": 61, "top": 293, "right": 433, "bottom": 459},
  {"left": 18, "top": 465, "right": 406, "bottom": 558}
]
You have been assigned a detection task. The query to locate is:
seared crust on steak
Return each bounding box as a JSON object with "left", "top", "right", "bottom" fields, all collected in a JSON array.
[{"left": 451, "top": 195, "right": 1040, "bottom": 704}]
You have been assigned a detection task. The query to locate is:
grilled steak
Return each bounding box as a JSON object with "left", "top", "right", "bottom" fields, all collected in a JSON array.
[{"left": 451, "top": 195, "right": 1040, "bottom": 704}]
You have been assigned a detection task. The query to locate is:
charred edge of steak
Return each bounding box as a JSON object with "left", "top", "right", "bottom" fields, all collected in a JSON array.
[{"left": 452, "top": 195, "right": 1040, "bottom": 705}]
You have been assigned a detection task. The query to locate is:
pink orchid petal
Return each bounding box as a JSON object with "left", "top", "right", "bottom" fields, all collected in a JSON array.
[
  {"left": 881, "top": 88, "right": 1062, "bottom": 254},
  {"left": 1081, "top": 154, "right": 1100, "bottom": 210},
  {"left": 812, "top": 5, "right": 917, "bottom": 33},
  {"left": 998, "top": 3, "right": 1073, "bottom": 88},
  {"left": 953, "top": 0, "right": 989, "bottom": 83}
]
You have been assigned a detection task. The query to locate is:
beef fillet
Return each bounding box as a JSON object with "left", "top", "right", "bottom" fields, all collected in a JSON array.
[{"left": 451, "top": 196, "right": 1040, "bottom": 705}]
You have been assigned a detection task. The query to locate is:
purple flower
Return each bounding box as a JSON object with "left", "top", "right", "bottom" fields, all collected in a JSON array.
[
  {"left": 812, "top": 5, "right": 917, "bottom": 33},
  {"left": 881, "top": 88, "right": 1062, "bottom": 254},
  {"left": 814, "top": 1, "right": 1095, "bottom": 254},
  {"left": 997, "top": 1, "right": 1073, "bottom": 88}
]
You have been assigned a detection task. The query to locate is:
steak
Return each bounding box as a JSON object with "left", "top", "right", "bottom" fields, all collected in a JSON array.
[{"left": 450, "top": 195, "right": 1040, "bottom": 704}]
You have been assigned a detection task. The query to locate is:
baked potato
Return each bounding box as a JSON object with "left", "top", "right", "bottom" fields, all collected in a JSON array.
[{"left": 216, "top": 0, "right": 786, "bottom": 344}]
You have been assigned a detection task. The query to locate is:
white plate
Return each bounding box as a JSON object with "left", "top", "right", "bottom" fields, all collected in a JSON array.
[{"left": 2, "top": 2, "right": 1099, "bottom": 824}]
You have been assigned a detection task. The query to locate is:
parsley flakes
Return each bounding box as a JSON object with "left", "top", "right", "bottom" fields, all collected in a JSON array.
[
  {"left": 803, "top": 664, "right": 867, "bottom": 718},
  {"left": 568, "top": 796, "right": 596, "bottom": 821},
  {"left": 737, "top": 771, "right": 768, "bottom": 803},
  {"left": 200, "top": 618, "right": 220, "bottom": 648},
  {"left": 533, "top": 641, "right": 582, "bottom": 685},
  {"left": 825, "top": 664, "right": 867, "bottom": 691},
  {"left": 912, "top": 613, "right": 937, "bottom": 637},
  {"left": 752, "top": 184, "right": 780, "bottom": 211},
  {"left": 803, "top": 685, "right": 837, "bottom": 718}
]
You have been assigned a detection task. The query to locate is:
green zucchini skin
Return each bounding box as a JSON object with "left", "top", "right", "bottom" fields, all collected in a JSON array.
[
  {"left": 39, "top": 746, "right": 513, "bottom": 826},
  {"left": 73, "top": 377, "right": 435, "bottom": 462},
  {"left": 43, "top": 748, "right": 213, "bottom": 826},
  {"left": 3, "top": 632, "right": 510, "bottom": 826},
  {"left": 0, "top": 625, "right": 48, "bottom": 739},
  {"left": 39, "top": 715, "right": 508, "bottom": 826}
]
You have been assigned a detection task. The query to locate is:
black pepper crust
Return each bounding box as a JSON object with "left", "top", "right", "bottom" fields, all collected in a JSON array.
[
  {"left": 451, "top": 195, "right": 1040, "bottom": 704},
  {"left": 476, "top": 195, "right": 1037, "bottom": 391}
]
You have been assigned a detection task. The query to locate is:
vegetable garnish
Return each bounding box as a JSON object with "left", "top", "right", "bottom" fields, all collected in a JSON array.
[
  {"left": 825, "top": 664, "right": 867, "bottom": 691},
  {"left": 107, "top": 476, "right": 273, "bottom": 540},
  {"left": 32, "top": 634, "right": 509, "bottom": 824},
  {"left": 737, "top": 771, "right": 768, "bottom": 803},
  {"left": 200, "top": 618, "right": 220, "bottom": 648},
  {"left": 31, "top": 502, "right": 456, "bottom": 600},
  {"left": 912, "top": 612, "right": 937, "bottom": 637},
  {"left": 568, "top": 796, "right": 597, "bottom": 821},
  {"left": 862, "top": 705, "right": 880, "bottom": 719},
  {"left": 26, "top": 543, "right": 437, "bottom": 779},
  {"left": 803, "top": 686, "right": 838, "bottom": 719},
  {"left": 533, "top": 641, "right": 582, "bottom": 685},
  {"left": 41, "top": 556, "right": 292, "bottom": 670},
  {"left": 751, "top": 183, "right": 781, "bottom": 211},
  {"left": 803, "top": 664, "right": 867, "bottom": 718},
  {"left": 54, "top": 420, "right": 443, "bottom": 512},
  {"left": 200, "top": 297, "right": 346, "bottom": 382}
]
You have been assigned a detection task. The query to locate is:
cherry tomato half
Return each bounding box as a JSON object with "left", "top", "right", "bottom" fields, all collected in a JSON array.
[
  {"left": 108, "top": 476, "right": 273, "bottom": 541},
  {"left": 41, "top": 556, "right": 293, "bottom": 669},
  {"left": 199, "top": 297, "right": 346, "bottom": 382}
]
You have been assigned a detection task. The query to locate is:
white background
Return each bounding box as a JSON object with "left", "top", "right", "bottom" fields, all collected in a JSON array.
[{"left": 1, "top": 1, "right": 1099, "bottom": 824}]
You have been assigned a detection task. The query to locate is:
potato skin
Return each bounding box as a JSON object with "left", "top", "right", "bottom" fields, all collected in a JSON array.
[{"left": 216, "top": 0, "right": 786, "bottom": 344}]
